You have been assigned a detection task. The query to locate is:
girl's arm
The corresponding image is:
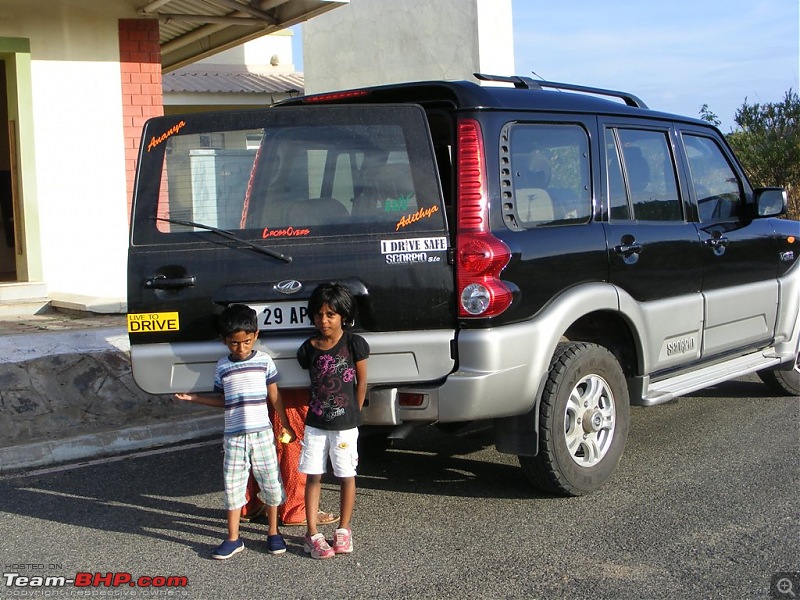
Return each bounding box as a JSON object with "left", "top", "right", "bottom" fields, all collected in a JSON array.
[
  {"left": 267, "top": 384, "right": 296, "bottom": 442},
  {"left": 174, "top": 392, "right": 225, "bottom": 408},
  {"left": 354, "top": 359, "right": 368, "bottom": 410}
]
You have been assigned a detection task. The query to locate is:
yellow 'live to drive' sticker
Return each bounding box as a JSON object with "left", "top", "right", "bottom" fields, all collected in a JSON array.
[{"left": 127, "top": 312, "right": 180, "bottom": 333}]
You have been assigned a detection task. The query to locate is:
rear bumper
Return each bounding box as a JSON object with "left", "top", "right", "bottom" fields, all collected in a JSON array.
[
  {"left": 366, "top": 320, "right": 557, "bottom": 425},
  {"left": 130, "top": 329, "right": 456, "bottom": 395},
  {"left": 365, "top": 283, "right": 621, "bottom": 426}
]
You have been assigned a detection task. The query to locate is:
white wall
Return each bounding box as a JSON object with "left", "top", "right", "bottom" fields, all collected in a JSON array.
[
  {"left": 197, "top": 31, "right": 296, "bottom": 72},
  {"left": 0, "top": 1, "right": 134, "bottom": 300},
  {"left": 303, "top": 0, "right": 514, "bottom": 94},
  {"left": 31, "top": 59, "right": 129, "bottom": 299}
]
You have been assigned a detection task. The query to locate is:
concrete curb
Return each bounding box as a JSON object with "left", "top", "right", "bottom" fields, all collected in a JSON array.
[
  {"left": 1, "top": 319, "right": 225, "bottom": 474},
  {"left": 0, "top": 325, "right": 129, "bottom": 363},
  {"left": 0, "top": 414, "right": 223, "bottom": 474}
]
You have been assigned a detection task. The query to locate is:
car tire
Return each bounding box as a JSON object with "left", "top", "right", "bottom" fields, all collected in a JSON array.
[
  {"left": 757, "top": 351, "right": 800, "bottom": 396},
  {"left": 519, "top": 342, "right": 629, "bottom": 496}
]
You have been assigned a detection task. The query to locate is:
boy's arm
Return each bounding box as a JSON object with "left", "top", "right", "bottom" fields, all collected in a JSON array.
[
  {"left": 267, "top": 384, "right": 296, "bottom": 441},
  {"left": 174, "top": 392, "right": 224, "bottom": 408},
  {"left": 354, "top": 359, "right": 368, "bottom": 410}
]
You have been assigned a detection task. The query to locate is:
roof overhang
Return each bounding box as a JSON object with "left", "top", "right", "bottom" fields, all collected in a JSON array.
[{"left": 136, "top": 0, "right": 348, "bottom": 72}]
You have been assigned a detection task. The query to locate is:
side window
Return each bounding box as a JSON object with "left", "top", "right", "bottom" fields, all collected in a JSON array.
[
  {"left": 507, "top": 124, "right": 591, "bottom": 228},
  {"left": 682, "top": 134, "right": 744, "bottom": 221},
  {"left": 605, "top": 130, "right": 629, "bottom": 220},
  {"left": 306, "top": 149, "right": 328, "bottom": 199},
  {"left": 330, "top": 152, "right": 358, "bottom": 206},
  {"left": 612, "top": 128, "right": 683, "bottom": 221}
]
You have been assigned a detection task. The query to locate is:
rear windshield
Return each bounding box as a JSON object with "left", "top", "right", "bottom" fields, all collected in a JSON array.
[{"left": 131, "top": 105, "right": 445, "bottom": 244}]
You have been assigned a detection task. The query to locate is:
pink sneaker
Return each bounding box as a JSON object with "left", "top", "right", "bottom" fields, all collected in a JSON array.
[
  {"left": 332, "top": 528, "right": 353, "bottom": 554},
  {"left": 303, "top": 533, "right": 334, "bottom": 559}
]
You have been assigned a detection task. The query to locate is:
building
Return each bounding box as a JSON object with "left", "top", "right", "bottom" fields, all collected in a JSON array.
[
  {"left": 0, "top": 0, "right": 345, "bottom": 313},
  {"left": 162, "top": 31, "right": 304, "bottom": 115},
  {"left": 304, "top": 0, "right": 513, "bottom": 94},
  {"left": 0, "top": 0, "right": 512, "bottom": 313}
]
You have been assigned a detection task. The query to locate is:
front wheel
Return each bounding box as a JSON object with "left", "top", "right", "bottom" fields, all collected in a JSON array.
[
  {"left": 757, "top": 351, "right": 800, "bottom": 396},
  {"left": 519, "top": 342, "right": 629, "bottom": 496}
]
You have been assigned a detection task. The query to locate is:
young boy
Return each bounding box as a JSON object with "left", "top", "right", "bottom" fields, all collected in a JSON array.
[{"left": 175, "top": 303, "right": 296, "bottom": 560}]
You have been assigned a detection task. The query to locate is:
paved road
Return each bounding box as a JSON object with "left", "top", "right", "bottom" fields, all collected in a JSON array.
[{"left": 1, "top": 374, "right": 797, "bottom": 600}]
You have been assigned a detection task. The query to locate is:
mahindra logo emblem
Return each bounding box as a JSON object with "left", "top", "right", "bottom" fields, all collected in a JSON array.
[{"left": 275, "top": 280, "right": 303, "bottom": 295}]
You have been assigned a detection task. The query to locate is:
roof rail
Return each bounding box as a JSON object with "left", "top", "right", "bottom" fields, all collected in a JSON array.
[
  {"left": 474, "top": 73, "right": 648, "bottom": 109},
  {"left": 473, "top": 73, "right": 542, "bottom": 90}
]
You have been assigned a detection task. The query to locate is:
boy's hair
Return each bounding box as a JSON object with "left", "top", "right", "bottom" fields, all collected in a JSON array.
[
  {"left": 219, "top": 304, "right": 258, "bottom": 337},
  {"left": 308, "top": 282, "right": 356, "bottom": 323}
]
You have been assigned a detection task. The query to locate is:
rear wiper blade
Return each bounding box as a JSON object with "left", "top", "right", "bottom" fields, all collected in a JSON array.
[{"left": 154, "top": 217, "right": 292, "bottom": 263}]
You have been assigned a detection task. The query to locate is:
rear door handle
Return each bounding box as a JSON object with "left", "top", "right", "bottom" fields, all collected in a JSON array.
[
  {"left": 703, "top": 236, "right": 729, "bottom": 248},
  {"left": 145, "top": 275, "right": 196, "bottom": 290},
  {"left": 613, "top": 242, "right": 642, "bottom": 256},
  {"left": 703, "top": 234, "right": 729, "bottom": 256}
]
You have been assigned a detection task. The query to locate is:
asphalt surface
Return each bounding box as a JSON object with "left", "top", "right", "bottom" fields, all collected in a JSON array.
[{"left": 1, "top": 373, "right": 797, "bottom": 600}]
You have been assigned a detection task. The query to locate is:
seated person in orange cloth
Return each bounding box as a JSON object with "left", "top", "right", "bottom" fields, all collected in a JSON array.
[{"left": 240, "top": 388, "right": 337, "bottom": 526}]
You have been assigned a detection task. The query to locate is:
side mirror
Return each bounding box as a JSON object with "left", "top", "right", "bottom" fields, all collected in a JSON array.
[{"left": 754, "top": 188, "right": 787, "bottom": 217}]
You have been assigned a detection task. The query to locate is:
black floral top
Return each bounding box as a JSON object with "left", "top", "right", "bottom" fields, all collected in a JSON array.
[{"left": 297, "top": 331, "right": 370, "bottom": 431}]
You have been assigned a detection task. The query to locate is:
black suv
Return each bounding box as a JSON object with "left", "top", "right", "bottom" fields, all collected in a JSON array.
[{"left": 127, "top": 74, "right": 799, "bottom": 495}]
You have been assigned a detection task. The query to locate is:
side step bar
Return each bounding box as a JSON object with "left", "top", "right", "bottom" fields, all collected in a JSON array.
[{"left": 640, "top": 349, "right": 782, "bottom": 406}]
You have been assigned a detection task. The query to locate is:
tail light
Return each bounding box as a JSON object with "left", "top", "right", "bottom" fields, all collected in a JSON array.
[
  {"left": 455, "top": 119, "right": 512, "bottom": 318},
  {"left": 398, "top": 392, "right": 426, "bottom": 407}
]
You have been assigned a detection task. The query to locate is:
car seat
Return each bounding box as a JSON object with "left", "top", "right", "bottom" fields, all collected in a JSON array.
[
  {"left": 353, "top": 162, "right": 416, "bottom": 221},
  {"left": 515, "top": 153, "right": 554, "bottom": 224},
  {"left": 284, "top": 197, "right": 349, "bottom": 226}
]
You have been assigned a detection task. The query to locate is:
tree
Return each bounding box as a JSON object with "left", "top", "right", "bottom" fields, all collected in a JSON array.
[
  {"left": 699, "top": 103, "right": 721, "bottom": 127},
  {"left": 725, "top": 90, "right": 800, "bottom": 220}
]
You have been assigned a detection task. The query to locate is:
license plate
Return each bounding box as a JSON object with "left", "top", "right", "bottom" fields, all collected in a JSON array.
[{"left": 248, "top": 301, "right": 313, "bottom": 331}]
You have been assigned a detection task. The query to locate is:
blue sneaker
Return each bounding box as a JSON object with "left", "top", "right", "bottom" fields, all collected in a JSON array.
[
  {"left": 211, "top": 538, "right": 244, "bottom": 560},
  {"left": 267, "top": 534, "right": 287, "bottom": 555}
]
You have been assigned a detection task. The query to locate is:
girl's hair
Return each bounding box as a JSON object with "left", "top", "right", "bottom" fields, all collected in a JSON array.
[
  {"left": 308, "top": 282, "right": 356, "bottom": 324},
  {"left": 219, "top": 303, "right": 258, "bottom": 337}
]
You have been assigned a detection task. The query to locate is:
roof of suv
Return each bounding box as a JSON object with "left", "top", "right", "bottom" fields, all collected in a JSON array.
[{"left": 277, "top": 74, "right": 708, "bottom": 127}]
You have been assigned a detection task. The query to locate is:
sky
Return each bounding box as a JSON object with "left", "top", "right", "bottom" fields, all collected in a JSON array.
[
  {"left": 511, "top": 0, "right": 799, "bottom": 132},
  {"left": 292, "top": 0, "right": 799, "bottom": 132}
]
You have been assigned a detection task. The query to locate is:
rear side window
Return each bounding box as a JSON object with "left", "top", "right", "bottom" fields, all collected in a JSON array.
[
  {"left": 681, "top": 133, "right": 744, "bottom": 221},
  {"left": 606, "top": 128, "right": 682, "bottom": 222},
  {"left": 132, "top": 106, "right": 444, "bottom": 244},
  {"left": 506, "top": 123, "right": 592, "bottom": 228}
]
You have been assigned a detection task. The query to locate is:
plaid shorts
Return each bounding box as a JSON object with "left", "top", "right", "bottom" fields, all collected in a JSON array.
[{"left": 223, "top": 429, "right": 285, "bottom": 511}]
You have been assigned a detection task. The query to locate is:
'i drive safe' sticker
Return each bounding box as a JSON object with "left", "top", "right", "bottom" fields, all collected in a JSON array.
[{"left": 380, "top": 236, "right": 447, "bottom": 265}]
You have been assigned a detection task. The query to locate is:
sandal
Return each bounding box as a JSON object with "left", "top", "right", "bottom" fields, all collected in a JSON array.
[
  {"left": 281, "top": 511, "right": 339, "bottom": 527},
  {"left": 239, "top": 503, "right": 267, "bottom": 522}
]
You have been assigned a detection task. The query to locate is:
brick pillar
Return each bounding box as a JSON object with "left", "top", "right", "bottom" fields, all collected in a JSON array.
[{"left": 119, "top": 19, "right": 163, "bottom": 220}]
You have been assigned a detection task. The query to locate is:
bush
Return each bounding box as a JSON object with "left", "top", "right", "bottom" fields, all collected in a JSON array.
[{"left": 725, "top": 90, "right": 800, "bottom": 221}]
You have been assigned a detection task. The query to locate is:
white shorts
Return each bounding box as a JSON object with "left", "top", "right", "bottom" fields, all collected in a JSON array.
[{"left": 299, "top": 426, "right": 359, "bottom": 478}]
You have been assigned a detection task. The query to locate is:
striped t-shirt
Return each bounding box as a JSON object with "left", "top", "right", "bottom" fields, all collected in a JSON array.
[{"left": 213, "top": 350, "right": 279, "bottom": 436}]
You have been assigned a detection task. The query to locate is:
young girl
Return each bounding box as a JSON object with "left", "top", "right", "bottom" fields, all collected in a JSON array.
[{"left": 297, "top": 282, "right": 369, "bottom": 559}]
